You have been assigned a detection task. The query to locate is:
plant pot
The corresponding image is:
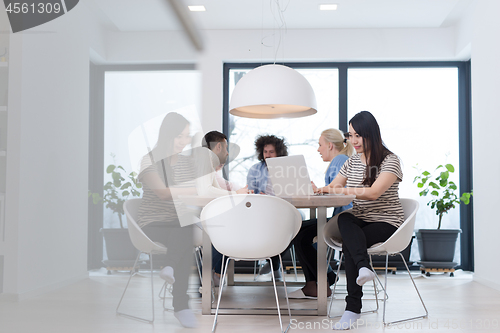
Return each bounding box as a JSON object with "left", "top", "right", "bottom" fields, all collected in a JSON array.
[
  {"left": 101, "top": 228, "right": 138, "bottom": 261},
  {"left": 416, "top": 229, "right": 461, "bottom": 262}
]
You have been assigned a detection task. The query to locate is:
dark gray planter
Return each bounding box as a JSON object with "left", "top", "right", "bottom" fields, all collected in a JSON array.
[{"left": 416, "top": 229, "right": 461, "bottom": 262}]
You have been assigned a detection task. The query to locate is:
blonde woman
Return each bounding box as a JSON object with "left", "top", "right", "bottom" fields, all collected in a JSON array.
[
  {"left": 289, "top": 129, "right": 354, "bottom": 299},
  {"left": 316, "top": 129, "right": 355, "bottom": 196}
]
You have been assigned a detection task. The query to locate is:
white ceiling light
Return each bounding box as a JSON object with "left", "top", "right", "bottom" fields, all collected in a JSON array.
[
  {"left": 229, "top": 64, "right": 317, "bottom": 119},
  {"left": 188, "top": 5, "right": 206, "bottom": 12},
  {"left": 319, "top": 4, "right": 338, "bottom": 11}
]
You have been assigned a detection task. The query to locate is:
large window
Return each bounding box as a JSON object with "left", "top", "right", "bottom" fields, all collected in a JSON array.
[
  {"left": 88, "top": 65, "right": 200, "bottom": 268},
  {"left": 224, "top": 62, "right": 472, "bottom": 269},
  {"left": 104, "top": 70, "right": 201, "bottom": 227},
  {"left": 348, "top": 67, "right": 461, "bottom": 263}
]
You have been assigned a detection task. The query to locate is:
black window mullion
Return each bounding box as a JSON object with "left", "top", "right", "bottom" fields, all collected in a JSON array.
[
  {"left": 222, "top": 63, "right": 231, "bottom": 137},
  {"left": 338, "top": 65, "right": 348, "bottom": 132},
  {"left": 458, "top": 60, "right": 474, "bottom": 271},
  {"left": 88, "top": 63, "right": 105, "bottom": 270}
]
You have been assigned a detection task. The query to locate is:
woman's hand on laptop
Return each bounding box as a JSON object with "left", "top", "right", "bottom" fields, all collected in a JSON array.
[{"left": 314, "top": 184, "right": 327, "bottom": 194}]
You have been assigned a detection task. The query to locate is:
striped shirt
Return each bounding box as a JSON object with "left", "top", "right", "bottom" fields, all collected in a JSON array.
[
  {"left": 137, "top": 154, "right": 195, "bottom": 228},
  {"left": 339, "top": 153, "right": 404, "bottom": 228}
]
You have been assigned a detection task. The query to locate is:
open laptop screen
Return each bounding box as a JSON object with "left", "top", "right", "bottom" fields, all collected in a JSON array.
[{"left": 266, "top": 155, "right": 314, "bottom": 197}]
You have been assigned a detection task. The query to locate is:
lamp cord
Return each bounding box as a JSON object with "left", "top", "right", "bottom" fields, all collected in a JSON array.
[{"left": 271, "top": 0, "right": 289, "bottom": 65}]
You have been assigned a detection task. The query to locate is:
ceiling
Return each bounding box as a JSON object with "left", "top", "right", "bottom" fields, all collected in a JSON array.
[{"left": 92, "top": 0, "right": 473, "bottom": 32}]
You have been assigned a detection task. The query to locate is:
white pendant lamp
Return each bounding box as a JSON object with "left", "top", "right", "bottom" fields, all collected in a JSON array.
[{"left": 229, "top": 64, "right": 317, "bottom": 119}]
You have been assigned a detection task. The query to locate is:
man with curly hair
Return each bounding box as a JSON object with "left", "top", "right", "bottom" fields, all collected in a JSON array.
[
  {"left": 247, "top": 135, "right": 288, "bottom": 195},
  {"left": 247, "top": 134, "right": 289, "bottom": 280}
]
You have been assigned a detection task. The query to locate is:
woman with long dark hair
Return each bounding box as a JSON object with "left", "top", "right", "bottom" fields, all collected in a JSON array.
[
  {"left": 316, "top": 111, "right": 404, "bottom": 330},
  {"left": 137, "top": 112, "right": 198, "bottom": 328}
]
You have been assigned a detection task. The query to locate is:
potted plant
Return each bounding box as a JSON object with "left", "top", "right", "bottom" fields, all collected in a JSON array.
[
  {"left": 89, "top": 155, "right": 142, "bottom": 272},
  {"left": 413, "top": 163, "right": 472, "bottom": 268}
]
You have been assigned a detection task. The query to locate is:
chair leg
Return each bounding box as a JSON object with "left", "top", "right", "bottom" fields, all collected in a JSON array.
[
  {"left": 382, "top": 254, "right": 389, "bottom": 324},
  {"left": 212, "top": 255, "right": 292, "bottom": 333},
  {"left": 159, "top": 279, "right": 174, "bottom": 311},
  {"left": 253, "top": 260, "right": 259, "bottom": 281},
  {"left": 290, "top": 245, "right": 298, "bottom": 281},
  {"left": 381, "top": 253, "right": 428, "bottom": 326},
  {"left": 193, "top": 245, "right": 216, "bottom": 303},
  {"left": 149, "top": 255, "right": 155, "bottom": 322},
  {"left": 278, "top": 255, "right": 292, "bottom": 333},
  {"left": 328, "top": 253, "right": 384, "bottom": 318},
  {"left": 194, "top": 246, "right": 203, "bottom": 282},
  {"left": 366, "top": 256, "right": 380, "bottom": 314},
  {"left": 116, "top": 252, "right": 155, "bottom": 323},
  {"left": 212, "top": 255, "right": 229, "bottom": 333},
  {"left": 368, "top": 254, "right": 389, "bottom": 312},
  {"left": 327, "top": 247, "right": 334, "bottom": 269},
  {"left": 328, "top": 252, "right": 343, "bottom": 318}
]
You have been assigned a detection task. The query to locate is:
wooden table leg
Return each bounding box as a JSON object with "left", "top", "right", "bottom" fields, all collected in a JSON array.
[
  {"left": 317, "top": 206, "right": 327, "bottom": 316},
  {"left": 227, "top": 259, "right": 235, "bottom": 286},
  {"left": 310, "top": 207, "right": 316, "bottom": 219},
  {"left": 202, "top": 229, "right": 212, "bottom": 315}
]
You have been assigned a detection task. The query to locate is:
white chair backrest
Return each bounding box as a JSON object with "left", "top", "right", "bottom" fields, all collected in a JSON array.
[
  {"left": 368, "top": 198, "right": 419, "bottom": 254},
  {"left": 200, "top": 194, "right": 302, "bottom": 260},
  {"left": 123, "top": 198, "right": 167, "bottom": 254}
]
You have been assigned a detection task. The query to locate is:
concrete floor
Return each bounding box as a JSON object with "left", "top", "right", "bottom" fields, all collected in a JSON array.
[{"left": 0, "top": 269, "right": 499, "bottom": 333}]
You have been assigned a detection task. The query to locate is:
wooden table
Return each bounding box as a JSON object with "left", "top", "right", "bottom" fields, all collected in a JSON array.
[{"left": 180, "top": 194, "right": 355, "bottom": 316}]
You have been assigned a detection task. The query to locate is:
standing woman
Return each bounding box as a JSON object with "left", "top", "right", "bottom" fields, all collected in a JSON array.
[
  {"left": 137, "top": 112, "right": 198, "bottom": 328},
  {"left": 316, "top": 111, "right": 404, "bottom": 330},
  {"left": 290, "top": 129, "right": 353, "bottom": 298}
]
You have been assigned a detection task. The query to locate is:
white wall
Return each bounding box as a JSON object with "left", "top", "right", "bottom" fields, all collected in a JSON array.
[
  {"left": 469, "top": 0, "right": 500, "bottom": 291},
  {"left": 3, "top": 2, "right": 106, "bottom": 298}
]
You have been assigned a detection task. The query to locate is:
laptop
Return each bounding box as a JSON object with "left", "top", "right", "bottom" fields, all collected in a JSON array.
[{"left": 266, "top": 155, "right": 314, "bottom": 197}]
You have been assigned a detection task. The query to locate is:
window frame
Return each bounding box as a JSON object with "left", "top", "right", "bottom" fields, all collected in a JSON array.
[
  {"left": 223, "top": 61, "right": 473, "bottom": 271},
  {"left": 88, "top": 63, "right": 197, "bottom": 269}
]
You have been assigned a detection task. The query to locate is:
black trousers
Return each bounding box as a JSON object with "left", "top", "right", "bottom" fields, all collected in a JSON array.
[
  {"left": 338, "top": 213, "right": 397, "bottom": 313},
  {"left": 269, "top": 250, "right": 287, "bottom": 270},
  {"left": 142, "top": 222, "right": 194, "bottom": 312},
  {"left": 293, "top": 219, "right": 337, "bottom": 286}
]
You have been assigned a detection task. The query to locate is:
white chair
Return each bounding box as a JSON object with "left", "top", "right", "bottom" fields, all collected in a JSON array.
[
  {"left": 366, "top": 198, "right": 428, "bottom": 325},
  {"left": 200, "top": 194, "right": 302, "bottom": 333},
  {"left": 116, "top": 198, "right": 168, "bottom": 323},
  {"left": 323, "top": 198, "right": 428, "bottom": 326}
]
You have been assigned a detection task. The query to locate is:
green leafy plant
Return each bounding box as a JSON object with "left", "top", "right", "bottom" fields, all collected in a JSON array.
[
  {"left": 89, "top": 154, "right": 142, "bottom": 228},
  {"left": 414, "top": 163, "right": 472, "bottom": 229}
]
